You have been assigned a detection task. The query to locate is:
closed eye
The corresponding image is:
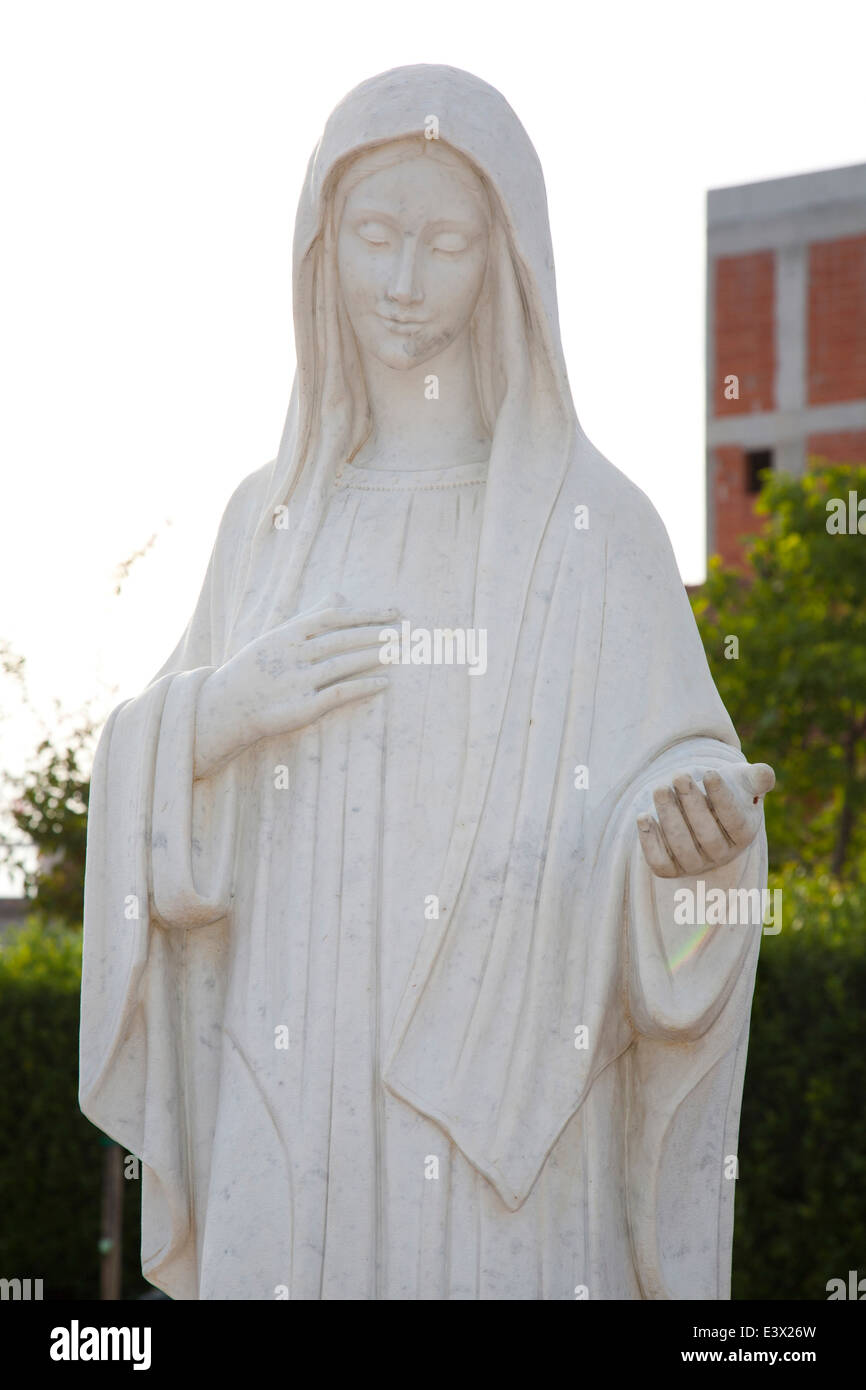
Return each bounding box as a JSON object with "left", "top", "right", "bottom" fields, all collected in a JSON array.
[
  {"left": 357, "top": 220, "right": 393, "bottom": 247},
  {"left": 429, "top": 231, "right": 470, "bottom": 255}
]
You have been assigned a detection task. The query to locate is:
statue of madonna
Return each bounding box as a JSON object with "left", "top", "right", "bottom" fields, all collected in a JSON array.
[{"left": 80, "top": 64, "right": 773, "bottom": 1301}]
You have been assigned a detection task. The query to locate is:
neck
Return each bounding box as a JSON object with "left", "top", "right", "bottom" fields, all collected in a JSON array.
[{"left": 353, "top": 330, "right": 490, "bottom": 471}]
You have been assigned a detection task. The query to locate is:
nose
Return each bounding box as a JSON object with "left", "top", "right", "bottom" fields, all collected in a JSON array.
[{"left": 386, "top": 233, "right": 424, "bottom": 306}]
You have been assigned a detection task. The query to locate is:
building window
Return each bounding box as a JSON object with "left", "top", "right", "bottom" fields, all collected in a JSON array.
[{"left": 746, "top": 448, "right": 773, "bottom": 494}]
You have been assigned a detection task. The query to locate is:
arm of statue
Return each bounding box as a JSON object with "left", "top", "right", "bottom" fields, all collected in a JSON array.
[
  {"left": 193, "top": 597, "right": 398, "bottom": 780},
  {"left": 626, "top": 760, "right": 774, "bottom": 1298},
  {"left": 636, "top": 761, "right": 775, "bottom": 878},
  {"left": 626, "top": 758, "right": 774, "bottom": 1040}
]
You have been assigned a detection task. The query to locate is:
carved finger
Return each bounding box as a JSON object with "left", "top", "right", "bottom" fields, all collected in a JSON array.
[
  {"left": 703, "top": 769, "right": 751, "bottom": 844},
  {"left": 308, "top": 676, "right": 388, "bottom": 717},
  {"left": 636, "top": 813, "right": 678, "bottom": 877},
  {"left": 304, "top": 624, "right": 392, "bottom": 662},
  {"left": 653, "top": 786, "right": 704, "bottom": 874},
  {"left": 743, "top": 762, "right": 776, "bottom": 798},
  {"left": 299, "top": 605, "right": 400, "bottom": 639},
  {"left": 671, "top": 773, "right": 730, "bottom": 863},
  {"left": 312, "top": 648, "right": 387, "bottom": 689}
]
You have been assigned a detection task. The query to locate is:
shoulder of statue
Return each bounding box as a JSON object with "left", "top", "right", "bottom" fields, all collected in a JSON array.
[
  {"left": 211, "top": 460, "right": 277, "bottom": 553},
  {"left": 564, "top": 440, "right": 669, "bottom": 553}
]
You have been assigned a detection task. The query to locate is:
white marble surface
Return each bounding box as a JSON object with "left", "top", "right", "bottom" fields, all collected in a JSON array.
[{"left": 80, "top": 64, "right": 772, "bottom": 1300}]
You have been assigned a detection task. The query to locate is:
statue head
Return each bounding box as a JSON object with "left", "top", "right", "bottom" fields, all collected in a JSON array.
[
  {"left": 237, "top": 66, "right": 578, "bottom": 650},
  {"left": 333, "top": 137, "right": 491, "bottom": 373}
]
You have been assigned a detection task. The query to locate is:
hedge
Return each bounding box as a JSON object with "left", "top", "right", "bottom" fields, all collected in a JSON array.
[
  {"left": 732, "top": 871, "right": 866, "bottom": 1299},
  {"left": 0, "top": 920, "right": 147, "bottom": 1300}
]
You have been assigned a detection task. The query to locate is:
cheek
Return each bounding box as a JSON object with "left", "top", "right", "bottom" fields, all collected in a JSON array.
[
  {"left": 337, "top": 242, "right": 383, "bottom": 315},
  {"left": 431, "top": 251, "right": 487, "bottom": 326}
]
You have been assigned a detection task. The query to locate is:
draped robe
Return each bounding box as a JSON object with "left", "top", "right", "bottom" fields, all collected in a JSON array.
[{"left": 79, "top": 64, "right": 766, "bottom": 1300}]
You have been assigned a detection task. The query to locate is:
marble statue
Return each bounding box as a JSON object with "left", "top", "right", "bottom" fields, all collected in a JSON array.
[{"left": 79, "top": 64, "right": 774, "bottom": 1300}]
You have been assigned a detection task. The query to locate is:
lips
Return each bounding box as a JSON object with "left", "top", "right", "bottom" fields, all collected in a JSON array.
[{"left": 377, "top": 313, "right": 428, "bottom": 331}]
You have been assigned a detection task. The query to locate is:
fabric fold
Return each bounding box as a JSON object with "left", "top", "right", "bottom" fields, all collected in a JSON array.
[{"left": 151, "top": 667, "right": 237, "bottom": 928}]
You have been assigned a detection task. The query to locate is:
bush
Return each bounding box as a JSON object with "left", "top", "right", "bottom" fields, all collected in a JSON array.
[
  {"left": 0, "top": 918, "right": 146, "bottom": 1300},
  {"left": 733, "top": 869, "right": 866, "bottom": 1299}
]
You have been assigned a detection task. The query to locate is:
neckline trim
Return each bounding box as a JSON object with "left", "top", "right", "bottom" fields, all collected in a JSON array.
[{"left": 336, "top": 459, "right": 489, "bottom": 492}]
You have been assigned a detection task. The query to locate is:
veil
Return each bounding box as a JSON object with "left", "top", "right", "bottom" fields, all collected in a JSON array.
[{"left": 223, "top": 64, "right": 576, "bottom": 668}]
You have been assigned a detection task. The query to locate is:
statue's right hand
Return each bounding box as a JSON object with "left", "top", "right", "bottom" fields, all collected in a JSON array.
[{"left": 193, "top": 597, "right": 397, "bottom": 778}]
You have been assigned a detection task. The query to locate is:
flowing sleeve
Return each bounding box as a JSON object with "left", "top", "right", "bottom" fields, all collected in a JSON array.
[
  {"left": 150, "top": 668, "right": 237, "bottom": 928},
  {"left": 622, "top": 743, "right": 766, "bottom": 1300},
  {"left": 577, "top": 483, "right": 767, "bottom": 1300},
  {"left": 79, "top": 464, "right": 267, "bottom": 1298}
]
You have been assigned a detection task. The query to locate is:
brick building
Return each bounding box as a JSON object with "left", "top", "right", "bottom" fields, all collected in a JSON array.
[{"left": 706, "top": 162, "right": 866, "bottom": 566}]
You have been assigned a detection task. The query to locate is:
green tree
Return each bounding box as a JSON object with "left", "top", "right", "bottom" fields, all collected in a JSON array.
[
  {"left": 0, "top": 644, "right": 95, "bottom": 926},
  {"left": 692, "top": 462, "right": 866, "bottom": 880},
  {"left": 4, "top": 721, "right": 94, "bottom": 925}
]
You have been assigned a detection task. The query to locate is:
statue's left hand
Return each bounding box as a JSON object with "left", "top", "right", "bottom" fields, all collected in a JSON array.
[{"left": 636, "top": 762, "right": 775, "bottom": 879}]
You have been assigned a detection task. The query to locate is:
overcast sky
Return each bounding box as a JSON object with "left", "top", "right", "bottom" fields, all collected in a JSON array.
[{"left": 1, "top": 0, "right": 865, "bottom": 869}]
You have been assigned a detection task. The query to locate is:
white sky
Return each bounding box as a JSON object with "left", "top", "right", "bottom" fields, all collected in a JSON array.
[{"left": 1, "top": 0, "right": 865, "bottom": 886}]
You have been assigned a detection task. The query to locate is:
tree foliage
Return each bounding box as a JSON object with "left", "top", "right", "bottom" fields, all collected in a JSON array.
[
  {"left": 4, "top": 725, "right": 93, "bottom": 924},
  {"left": 0, "top": 643, "right": 95, "bottom": 926},
  {"left": 692, "top": 462, "right": 866, "bottom": 880}
]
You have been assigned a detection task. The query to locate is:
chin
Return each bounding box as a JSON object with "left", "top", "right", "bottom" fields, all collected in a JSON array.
[
  {"left": 371, "top": 342, "right": 437, "bottom": 372},
  {"left": 370, "top": 330, "right": 454, "bottom": 373}
]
